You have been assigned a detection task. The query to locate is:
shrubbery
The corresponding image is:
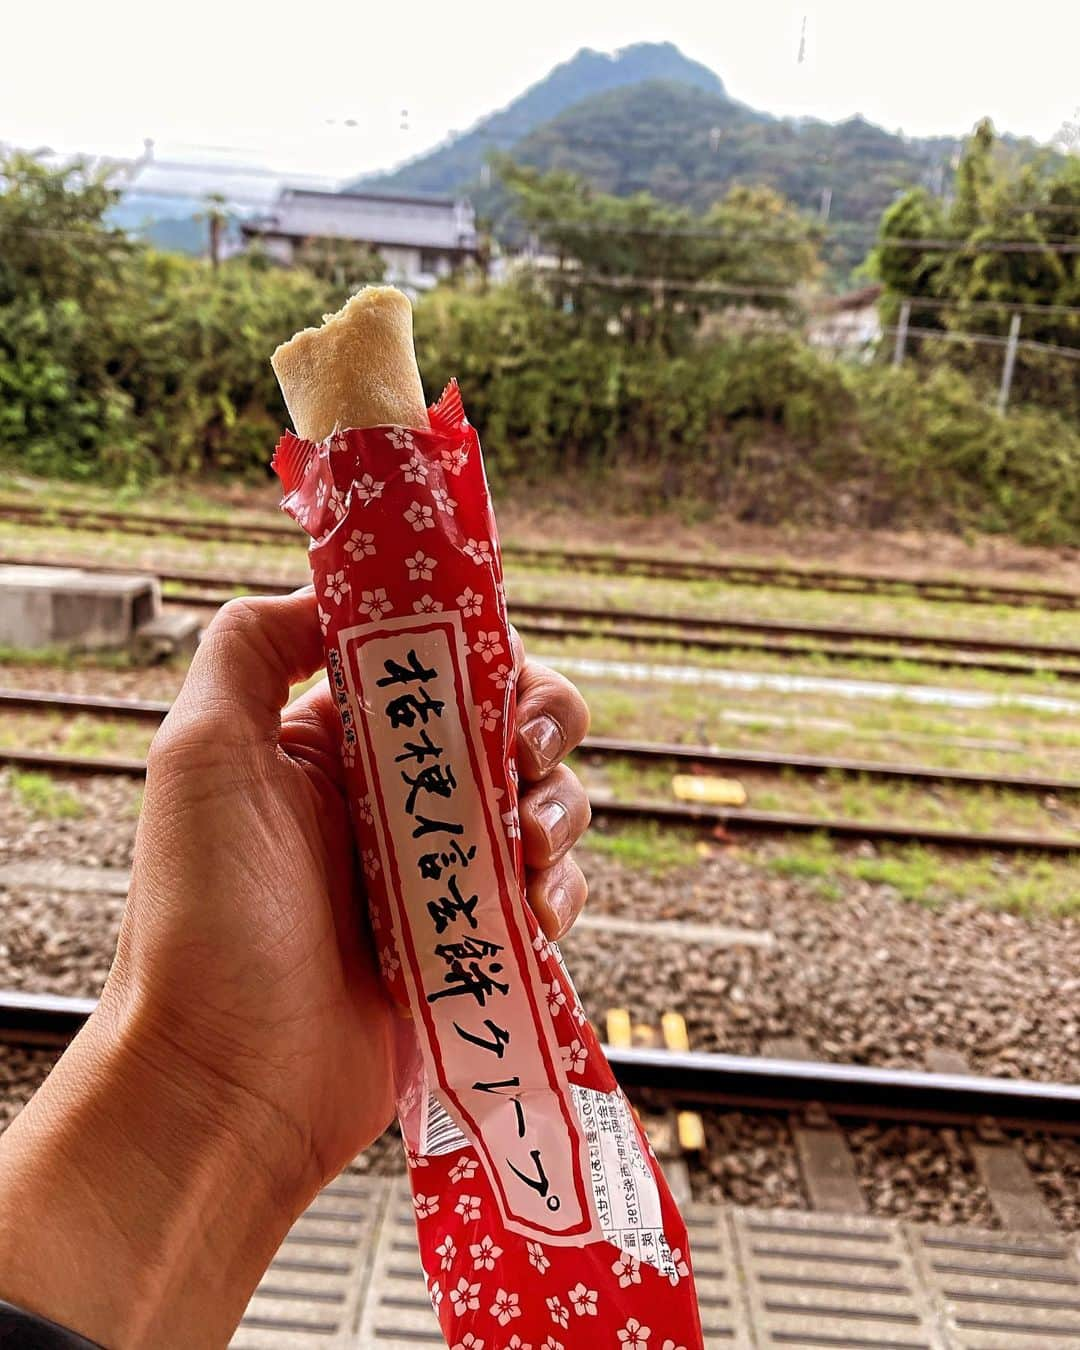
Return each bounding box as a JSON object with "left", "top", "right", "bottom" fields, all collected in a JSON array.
[{"left": 2, "top": 151, "right": 1079, "bottom": 544}]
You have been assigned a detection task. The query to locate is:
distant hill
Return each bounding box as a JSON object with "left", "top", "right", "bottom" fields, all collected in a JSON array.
[
  {"left": 357, "top": 43, "right": 1053, "bottom": 277},
  {"left": 487, "top": 79, "right": 960, "bottom": 232},
  {"left": 353, "top": 41, "right": 726, "bottom": 196}
]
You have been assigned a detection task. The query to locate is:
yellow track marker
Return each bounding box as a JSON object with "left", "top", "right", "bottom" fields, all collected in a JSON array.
[
  {"left": 606, "top": 1008, "right": 632, "bottom": 1048},
  {"left": 671, "top": 774, "right": 747, "bottom": 806}
]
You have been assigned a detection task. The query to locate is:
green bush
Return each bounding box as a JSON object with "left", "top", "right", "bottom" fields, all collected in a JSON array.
[{"left": 2, "top": 151, "right": 1079, "bottom": 545}]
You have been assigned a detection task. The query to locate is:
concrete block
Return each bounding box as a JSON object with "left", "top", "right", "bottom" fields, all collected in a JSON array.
[
  {"left": 0, "top": 565, "right": 159, "bottom": 651},
  {"left": 132, "top": 611, "right": 201, "bottom": 662}
]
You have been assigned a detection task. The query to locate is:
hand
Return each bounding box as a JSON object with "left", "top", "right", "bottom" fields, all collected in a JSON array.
[
  {"left": 0, "top": 588, "right": 591, "bottom": 1348},
  {"left": 117, "top": 588, "right": 592, "bottom": 1176}
]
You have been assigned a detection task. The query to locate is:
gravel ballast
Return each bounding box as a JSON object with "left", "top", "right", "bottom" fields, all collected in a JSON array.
[{"left": 2, "top": 772, "right": 1078, "bottom": 1226}]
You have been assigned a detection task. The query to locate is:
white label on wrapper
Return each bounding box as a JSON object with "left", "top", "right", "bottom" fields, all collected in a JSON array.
[
  {"left": 571, "top": 1084, "right": 677, "bottom": 1277},
  {"left": 340, "top": 611, "right": 600, "bottom": 1243}
]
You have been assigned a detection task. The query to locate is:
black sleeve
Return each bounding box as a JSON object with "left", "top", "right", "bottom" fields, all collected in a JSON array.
[{"left": 0, "top": 1302, "right": 105, "bottom": 1348}]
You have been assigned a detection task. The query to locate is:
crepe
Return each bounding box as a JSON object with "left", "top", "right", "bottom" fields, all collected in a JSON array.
[{"left": 271, "top": 286, "right": 429, "bottom": 440}]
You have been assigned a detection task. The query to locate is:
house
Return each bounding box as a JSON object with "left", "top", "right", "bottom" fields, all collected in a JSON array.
[
  {"left": 807, "top": 284, "right": 883, "bottom": 357},
  {"left": 241, "top": 188, "right": 480, "bottom": 290}
]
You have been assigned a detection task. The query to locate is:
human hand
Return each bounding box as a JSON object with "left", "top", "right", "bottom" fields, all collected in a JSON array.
[
  {"left": 116, "top": 586, "right": 592, "bottom": 1177},
  {"left": 0, "top": 587, "right": 591, "bottom": 1349}
]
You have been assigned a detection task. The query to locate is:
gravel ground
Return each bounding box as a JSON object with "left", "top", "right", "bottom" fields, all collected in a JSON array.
[
  {"left": 0, "top": 661, "right": 187, "bottom": 702},
  {"left": 0, "top": 1048, "right": 60, "bottom": 1130},
  {"left": 573, "top": 835, "right": 1080, "bottom": 1083},
  {"left": 2, "top": 772, "right": 1078, "bottom": 1227}
]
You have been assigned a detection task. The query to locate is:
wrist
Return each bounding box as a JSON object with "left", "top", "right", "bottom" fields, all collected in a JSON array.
[{"left": 0, "top": 989, "right": 318, "bottom": 1349}]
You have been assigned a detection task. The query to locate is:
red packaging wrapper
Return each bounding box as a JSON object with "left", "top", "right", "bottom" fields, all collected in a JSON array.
[{"left": 273, "top": 382, "right": 703, "bottom": 1350}]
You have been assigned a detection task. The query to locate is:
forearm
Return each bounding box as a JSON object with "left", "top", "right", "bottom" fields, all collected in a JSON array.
[{"left": 0, "top": 993, "right": 315, "bottom": 1349}]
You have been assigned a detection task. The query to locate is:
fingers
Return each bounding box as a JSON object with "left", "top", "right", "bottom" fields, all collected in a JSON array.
[
  {"left": 159, "top": 589, "right": 324, "bottom": 751},
  {"left": 520, "top": 764, "right": 592, "bottom": 869},
  {"left": 527, "top": 854, "right": 588, "bottom": 941},
  {"left": 515, "top": 655, "right": 590, "bottom": 783},
  {"left": 279, "top": 678, "right": 345, "bottom": 784}
]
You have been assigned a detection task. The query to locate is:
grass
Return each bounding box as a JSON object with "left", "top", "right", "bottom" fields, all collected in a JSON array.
[
  {"left": 524, "top": 628, "right": 1080, "bottom": 702},
  {"left": 8, "top": 770, "right": 84, "bottom": 819},
  {"left": 577, "top": 750, "right": 1078, "bottom": 839},
  {"left": 580, "top": 821, "right": 701, "bottom": 875},
  {"left": 766, "top": 833, "right": 1080, "bottom": 916},
  {"left": 0, "top": 712, "right": 154, "bottom": 760},
  {"left": 505, "top": 567, "right": 1080, "bottom": 649},
  {"left": 575, "top": 678, "right": 1080, "bottom": 780}
]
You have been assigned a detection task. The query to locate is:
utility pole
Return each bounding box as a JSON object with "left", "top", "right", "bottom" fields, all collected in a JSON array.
[
  {"left": 893, "top": 300, "right": 911, "bottom": 367},
  {"left": 208, "top": 212, "right": 223, "bottom": 270},
  {"left": 202, "top": 192, "right": 227, "bottom": 271},
  {"left": 997, "top": 313, "right": 1022, "bottom": 414}
]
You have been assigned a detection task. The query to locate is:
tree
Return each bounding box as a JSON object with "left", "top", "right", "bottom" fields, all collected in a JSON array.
[
  {"left": 870, "top": 121, "right": 1080, "bottom": 413},
  {"left": 292, "top": 237, "right": 386, "bottom": 291},
  {"left": 496, "top": 159, "right": 821, "bottom": 350}
]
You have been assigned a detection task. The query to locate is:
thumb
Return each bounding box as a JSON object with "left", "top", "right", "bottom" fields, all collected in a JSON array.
[{"left": 163, "top": 589, "right": 325, "bottom": 749}]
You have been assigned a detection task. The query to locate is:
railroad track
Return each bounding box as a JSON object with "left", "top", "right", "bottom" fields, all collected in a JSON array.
[
  {"left": 3, "top": 500, "right": 1077, "bottom": 610},
  {"left": 4, "top": 988, "right": 1078, "bottom": 1133},
  {"left": 4, "top": 553, "right": 1078, "bottom": 681},
  {"left": 5, "top": 688, "right": 1079, "bottom": 796},
  {"left": 2, "top": 741, "right": 1077, "bottom": 855}
]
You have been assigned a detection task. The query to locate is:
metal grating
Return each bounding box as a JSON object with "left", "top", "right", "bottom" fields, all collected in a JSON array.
[
  {"left": 355, "top": 1178, "right": 442, "bottom": 1350},
  {"left": 730, "top": 1208, "right": 942, "bottom": 1350},
  {"left": 230, "top": 1169, "right": 384, "bottom": 1348},
  {"left": 232, "top": 1176, "right": 1080, "bottom": 1348},
  {"left": 682, "top": 1200, "right": 754, "bottom": 1348},
  {"left": 907, "top": 1224, "right": 1080, "bottom": 1348}
]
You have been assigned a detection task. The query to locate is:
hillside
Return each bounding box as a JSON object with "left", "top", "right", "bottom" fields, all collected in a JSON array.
[
  {"left": 354, "top": 41, "right": 725, "bottom": 195},
  {"left": 483, "top": 80, "right": 959, "bottom": 240},
  {"left": 358, "top": 43, "right": 1053, "bottom": 276}
]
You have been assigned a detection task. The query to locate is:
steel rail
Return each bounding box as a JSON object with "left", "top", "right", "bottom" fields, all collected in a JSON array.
[
  {"left": 500, "top": 544, "right": 1080, "bottom": 610},
  {"left": 164, "top": 586, "right": 1079, "bottom": 679},
  {"left": 2, "top": 503, "right": 1076, "bottom": 609},
  {"left": 509, "top": 616, "right": 1080, "bottom": 681},
  {"left": 516, "top": 600, "right": 1080, "bottom": 663},
  {"left": 3, "top": 551, "right": 1077, "bottom": 670},
  {"left": 581, "top": 734, "right": 1080, "bottom": 796},
  {"left": 2, "top": 743, "right": 1076, "bottom": 852},
  {"left": 2, "top": 989, "right": 1076, "bottom": 1132},
  {"left": 0, "top": 990, "right": 98, "bottom": 1047},
  {"left": 3, "top": 691, "right": 1077, "bottom": 796},
  {"left": 606, "top": 1046, "right": 1080, "bottom": 1134},
  {"left": 594, "top": 798, "right": 1080, "bottom": 854}
]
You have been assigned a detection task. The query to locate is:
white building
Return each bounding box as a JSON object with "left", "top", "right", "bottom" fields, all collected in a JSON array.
[
  {"left": 807, "top": 285, "right": 883, "bottom": 358},
  {"left": 242, "top": 189, "right": 480, "bottom": 290}
]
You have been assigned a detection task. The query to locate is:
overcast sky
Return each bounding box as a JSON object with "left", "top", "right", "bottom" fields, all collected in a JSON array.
[{"left": 3, "top": 0, "right": 1077, "bottom": 181}]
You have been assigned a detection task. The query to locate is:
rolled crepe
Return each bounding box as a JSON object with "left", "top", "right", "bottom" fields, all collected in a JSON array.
[{"left": 271, "top": 286, "right": 429, "bottom": 440}]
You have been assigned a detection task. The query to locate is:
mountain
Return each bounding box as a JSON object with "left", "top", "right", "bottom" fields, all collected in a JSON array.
[
  {"left": 495, "top": 79, "right": 959, "bottom": 229},
  {"left": 355, "top": 42, "right": 1052, "bottom": 276},
  {"left": 353, "top": 41, "right": 726, "bottom": 195}
]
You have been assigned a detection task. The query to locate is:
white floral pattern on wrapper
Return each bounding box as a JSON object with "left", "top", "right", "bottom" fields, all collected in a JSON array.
[
  {"left": 457, "top": 586, "right": 482, "bottom": 617},
  {"left": 450, "top": 1279, "right": 482, "bottom": 1315},
  {"left": 358, "top": 588, "right": 392, "bottom": 619},
  {"left": 270, "top": 399, "right": 702, "bottom": 1350},
  {"left": 406, "top": 551, "right": 437, "bottom": 580},
  {"left": 617, "top": 1320, "right": 651, "bottom": 1350},
  {"left": 346, "top": 529, "right": 376, "bottom": 559}
]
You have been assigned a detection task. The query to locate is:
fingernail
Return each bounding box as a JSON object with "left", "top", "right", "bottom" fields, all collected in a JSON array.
[
  {"left": 537, "top": 799, "right": 570, "bottom": 855},
  {"left": 548, "top": 886, "right": 573, "bottom": 937},
  {"left": 522, "top": 714, "right": 563, "bottom": 771}
]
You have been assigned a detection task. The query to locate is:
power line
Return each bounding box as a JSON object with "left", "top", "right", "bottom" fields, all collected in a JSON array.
[
  {"left": 532, "top": 266, "right": 1080, "bottom": 319},
  {"left": 530, "top": 217, "right": 1080, "bottom": 253},
  {"left": 882, "top": 324, "right": 1080, "bottom": 363}
]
